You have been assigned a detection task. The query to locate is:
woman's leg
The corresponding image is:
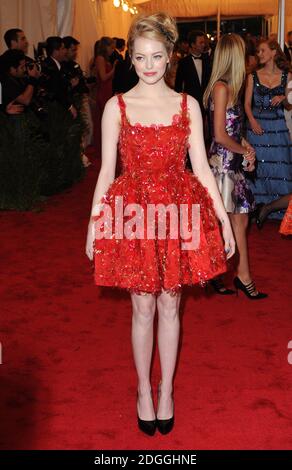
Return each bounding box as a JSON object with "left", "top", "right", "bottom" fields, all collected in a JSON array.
[
  {"left": 156, "top": 289, "right": 181, "bottom": 419},
  {"left": 257, "top": 194, "right": 291, "bottom": 225},
  {"left": 131, "top": 292, "right": 156, "bottom": 421},
  {"left": 229, "top": 213, "right": 254, "bottom": 284}
]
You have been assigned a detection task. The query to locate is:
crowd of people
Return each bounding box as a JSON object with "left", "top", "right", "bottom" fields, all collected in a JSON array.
[
  {"left": 0, "top": 30, "right": 90, "bottom": 209},
  {"left": 0, "top": 27, "right": 291, "bottom": 216}
]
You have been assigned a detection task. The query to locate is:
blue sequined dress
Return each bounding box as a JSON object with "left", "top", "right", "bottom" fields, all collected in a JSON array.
[{"left": 246, "top": 71, "right": 292, "bottom": 219}]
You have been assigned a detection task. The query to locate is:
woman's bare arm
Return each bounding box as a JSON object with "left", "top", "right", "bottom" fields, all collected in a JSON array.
[
  {"left": 244, "top": 73, "right": 264, "bottom": 134},
  {"left": 213, "top": 82, "right": 246, "bottom": 153},
  {"left": 89, "top": 96, "right": 120, "bottom": 217},
  {"left": 244, "top": 73, "right": 255, "bottom": 122}
]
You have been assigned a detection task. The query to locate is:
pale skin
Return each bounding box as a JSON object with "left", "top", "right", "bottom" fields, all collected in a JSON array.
[
  {"left": 86, "top": 36, "right": 235, "bottom": 421},
  {"left": 245, "top": 42, "right": 292, "bottom": 135},
  {"left": 213, "top": 80, "right": 258, "bottom": 290}
]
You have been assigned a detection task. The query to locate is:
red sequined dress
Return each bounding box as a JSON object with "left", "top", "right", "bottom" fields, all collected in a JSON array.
[{"left": 93, "top": 92, "right": 227, "bottom": 294}]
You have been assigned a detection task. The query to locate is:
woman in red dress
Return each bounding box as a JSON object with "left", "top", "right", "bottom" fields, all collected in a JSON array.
[
  {"left": 280, "top": 195, "right": 292, "bottom": 235},
  {"left": 94, "top": 37, "right": 118, "bottom": 158},
  {"left": 86, "top": 13, "right": 235, "bottom": 436}
]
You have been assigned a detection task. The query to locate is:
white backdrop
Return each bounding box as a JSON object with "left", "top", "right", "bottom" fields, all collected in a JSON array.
[
  {"left": 0, "top": 0, "right": 132, "bottom": 70},
  {"left": 0, "top": 0, "right": 57, "bottom": 57},
  {"left": 57, "top": 0, "right": 74, "bottom": 37}
]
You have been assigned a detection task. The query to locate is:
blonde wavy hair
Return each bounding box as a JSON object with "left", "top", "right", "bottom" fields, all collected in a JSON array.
[
  {"left": 203, "top": 33, "right": 246, "bottom": 108},
  {"left": 127, "top": 12, "right": 178, "bottom": 59}
]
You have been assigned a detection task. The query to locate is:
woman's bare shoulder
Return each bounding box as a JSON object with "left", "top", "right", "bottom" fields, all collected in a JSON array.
[
  {"left": 185, "top": 94, "right": 201, "bottom": 113},
  {"left": 213, "top": 80, "right": 228, "bottom": 91},
  {"left": 103, "top": 95, "right": 121, "bottom": 119},
  {"left": 212, "top": 81, "right": 229, "bottom": 99}
]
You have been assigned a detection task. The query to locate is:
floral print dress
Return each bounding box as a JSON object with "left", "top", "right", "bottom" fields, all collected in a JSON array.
[{"left": 208, "top": 92, "right": 255, "bottom": 214}]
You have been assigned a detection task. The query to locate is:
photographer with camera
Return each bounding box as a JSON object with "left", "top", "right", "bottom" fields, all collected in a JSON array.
[{"left": 0, "top": 49, "right": 39, "bottom": 111}]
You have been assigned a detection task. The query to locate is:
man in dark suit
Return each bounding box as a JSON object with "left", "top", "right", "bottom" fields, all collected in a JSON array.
[
  {"left": 284, "top": 31, "right": 292, "bottom": 63},
  {"left": 175, "top": 30, "right": 211, "bottom": 118},
  {"left": 62, "top": 36, "right": 89, "bottom": 95},
  {"left": 42, "top": 36, "right": 77, "bottom": 118}
]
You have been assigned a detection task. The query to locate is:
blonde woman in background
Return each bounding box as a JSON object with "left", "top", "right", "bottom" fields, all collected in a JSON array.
[{"left": 204, "top": 34, "right": 267, "bottom": 299}]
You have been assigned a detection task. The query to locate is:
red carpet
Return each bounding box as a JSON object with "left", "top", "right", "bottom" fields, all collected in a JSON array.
[{"left": 1, "top": 156, "right": 292, "bottom": 450}]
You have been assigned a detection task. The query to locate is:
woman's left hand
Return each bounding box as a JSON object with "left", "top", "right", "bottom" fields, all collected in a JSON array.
[
  {"left": 271, "top": 95, "right": 285, "bottom": 107},
  {"left": 244, "top": 150, "right": 256, "bottom": 172},
  {"left": 242, "top": 139, "right": 256, "bottom": 172}
]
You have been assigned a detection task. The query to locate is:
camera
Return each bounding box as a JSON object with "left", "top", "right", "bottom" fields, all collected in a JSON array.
[
  {"left": 61, "top": 63, "right": 93, "bottom": 95},
  {"left": 26, "top": 59, "right": 42, "bottom": 73}
]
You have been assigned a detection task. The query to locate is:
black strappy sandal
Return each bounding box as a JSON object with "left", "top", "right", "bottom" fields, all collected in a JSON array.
[{"left": 233, "top": 276, "right": 268, "bottom": 299}]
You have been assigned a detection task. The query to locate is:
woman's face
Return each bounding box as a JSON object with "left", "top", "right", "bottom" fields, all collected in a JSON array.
[
  {"left": 257, "top": 42, "right": 276, "bottom": 65},
  {"left": 132, "top": 36, "right": 170, "bottom": 84}
]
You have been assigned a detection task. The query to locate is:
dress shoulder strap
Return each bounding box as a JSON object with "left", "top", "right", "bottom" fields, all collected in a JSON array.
[
  {"left": 181, "top": 92, "right": 188, "bottom": 120},
  {"left": 252, "top": 70, "right": 259, "bottom": 85},
  {"left": 117, "top": 93, "right": 127, "bottom": 124}
]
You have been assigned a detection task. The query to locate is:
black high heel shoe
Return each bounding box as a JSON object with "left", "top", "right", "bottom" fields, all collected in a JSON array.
[
  {"left": 157, "top": 416, "right": 174, "bottom": 435},
  {"left": 209, "top": 277, "right": 235, "bottom": 295},
  {"left": 137, "top": 415, "right": 156, "bottom": 436},
  {"left": 137, "top": 391, "right": 156, "bottom": 436},
  {"left": 233, "top": 276, "right": 268, "bottom": 300},
  {"left": 156, "top": 383, "right": 174, "bottom": 435}
]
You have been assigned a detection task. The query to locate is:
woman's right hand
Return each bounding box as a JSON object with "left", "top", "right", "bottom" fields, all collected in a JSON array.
[
  {"left": 221, "top": 219, "right": 236, "bottom": 260},
  {"left": 250, "top": 119, "right": 264, "bottom": 135},
  {"left": 86, "top": 220, "right": 95, "bottom": 261}
]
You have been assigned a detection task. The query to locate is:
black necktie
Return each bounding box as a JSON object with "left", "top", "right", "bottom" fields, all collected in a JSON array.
[{"left": 192, "top": 55, "right": 202, "bottom": 60}]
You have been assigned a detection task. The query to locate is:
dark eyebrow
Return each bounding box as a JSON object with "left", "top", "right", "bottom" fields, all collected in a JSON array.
[{"left": 134, "top": 51, "right": 164, "bottom": 55}]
